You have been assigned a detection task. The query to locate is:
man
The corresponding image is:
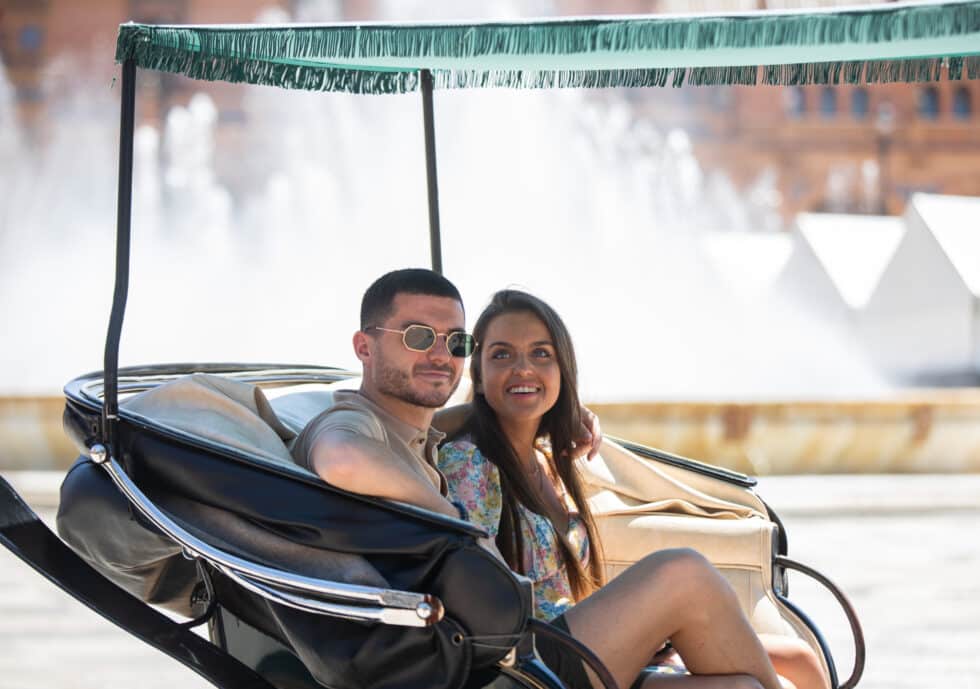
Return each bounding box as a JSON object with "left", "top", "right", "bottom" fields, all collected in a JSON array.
[{"left": 291, "top": 268, "right": 471, "bottom": 519}]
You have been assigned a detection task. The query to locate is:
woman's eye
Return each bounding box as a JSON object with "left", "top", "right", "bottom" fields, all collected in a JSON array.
[
  {"left": 532, "top": 348, "right": 552, "bottom": 358},
  {"left": 490, "top": 350, "right": 511, "bottom": 360}
]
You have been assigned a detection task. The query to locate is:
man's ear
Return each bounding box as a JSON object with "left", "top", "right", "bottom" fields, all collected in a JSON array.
[{"left": 352, "top": 330, "right": 371, "bottom": 364}]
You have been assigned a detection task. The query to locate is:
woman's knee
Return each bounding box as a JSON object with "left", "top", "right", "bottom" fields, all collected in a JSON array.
[
  {"left": 641, "top": 546, "right": 706, "bottom": 568},
  {"left": 639, "top": 548, "right": 724, "bottom": 589},
  {"left": 639, "top": 548, "right": 741, "bottom": 620}
]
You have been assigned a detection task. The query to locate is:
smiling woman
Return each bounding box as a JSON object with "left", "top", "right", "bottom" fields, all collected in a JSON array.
[
  {"left": 440, "top": 290, "right": 597, "bottom": 618},
  {"left": 438, "top": 289, "right": 827, "bottom": 689}
]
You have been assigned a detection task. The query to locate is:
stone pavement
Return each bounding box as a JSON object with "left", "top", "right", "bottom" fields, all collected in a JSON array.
[{"left": 1, "top": 472, "right": 979, "bottom": 689}]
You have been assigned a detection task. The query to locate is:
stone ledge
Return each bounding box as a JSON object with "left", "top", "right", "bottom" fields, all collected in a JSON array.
[{"left": 4, "top": 470, "right": 979, "bottom": 515}]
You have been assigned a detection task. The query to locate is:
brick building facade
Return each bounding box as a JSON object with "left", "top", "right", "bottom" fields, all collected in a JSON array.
[
  {"left": 3, "top": 0, "right": 978, "bottom": 222},
  {"left": 629, "top": 79, "right": 980, "bottom": 220},
  {"left": 1, "top": 0, "right": 282, "bottom": 131}
]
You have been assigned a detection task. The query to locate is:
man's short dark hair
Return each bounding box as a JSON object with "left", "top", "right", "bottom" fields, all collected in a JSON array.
[{"left": 360, "top": 268, "right": 463, "bottom": 329}]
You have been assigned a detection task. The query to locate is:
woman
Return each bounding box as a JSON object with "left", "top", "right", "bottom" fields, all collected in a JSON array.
[{"left": 437, "top": 289, "right": 825, "bottom": 689}]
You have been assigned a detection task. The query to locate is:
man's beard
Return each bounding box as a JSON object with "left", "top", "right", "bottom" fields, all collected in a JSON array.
[{"left": 376, "top": 362, "right": 458, "bottom": 408}]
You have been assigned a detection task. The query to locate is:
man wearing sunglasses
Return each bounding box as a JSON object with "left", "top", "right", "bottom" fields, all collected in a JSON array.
[{"left": 292, "top": 268, "right": 473, "bottom": 519}]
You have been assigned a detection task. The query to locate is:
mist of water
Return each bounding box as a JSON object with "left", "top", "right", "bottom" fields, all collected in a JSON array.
[{"left": 0, "top": 3, "right": 888, "bottom": 401}]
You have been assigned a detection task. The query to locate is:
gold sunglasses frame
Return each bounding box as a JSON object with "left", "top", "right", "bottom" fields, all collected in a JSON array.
[{"left": 368, "top": 325, "right": 476, "bottom": 357}]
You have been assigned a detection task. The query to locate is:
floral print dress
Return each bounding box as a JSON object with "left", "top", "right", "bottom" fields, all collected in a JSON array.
[{"left": 438, "top": 437, "right": 590, "bottom": 621}]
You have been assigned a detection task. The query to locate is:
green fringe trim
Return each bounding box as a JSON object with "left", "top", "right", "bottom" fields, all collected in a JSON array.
[
  {"left": 115, "top": 1, "right": 980, "bottom": 94},
  {"left": 116, "top": 25, "right": 419, "bottom": 94},
  {"left": 761, "top": 57, "right": 966, "bottom": 85},
  {"left": 434, "top": 65, "right": 761, "bottom": 89},
  {"left": 970, "top": 54, "right": 980, "bottom": 78},
  {"left": 438, "top": 59, "right": 975, "bottom": 91}
]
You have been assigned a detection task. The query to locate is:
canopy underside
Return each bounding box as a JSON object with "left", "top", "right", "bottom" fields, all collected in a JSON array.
[{"left": 115, "top": 1, "right": 980, "bottom": 94}]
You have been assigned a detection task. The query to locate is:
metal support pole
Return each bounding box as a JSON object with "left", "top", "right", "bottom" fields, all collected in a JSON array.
[
  {"left": 103, "top": 58, "right": 136, "bottom": 455},
  {"left": 420, "top": 69, "right": 443, "bottom": 275}
]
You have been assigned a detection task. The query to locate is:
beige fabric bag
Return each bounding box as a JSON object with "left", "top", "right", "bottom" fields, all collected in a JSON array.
[
  {"left": 122, "top": 373, "right": 298, "bottom": 468},
  {"left": 579, "top": 440, "right": 830, "bottom": 680}
]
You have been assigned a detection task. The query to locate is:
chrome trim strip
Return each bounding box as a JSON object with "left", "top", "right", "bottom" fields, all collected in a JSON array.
[
  {"left": 98, "top": 454, "right": 443, "bottom": 627},
  {"left": 223, "top": 568, "right": 443, "bottom": 627}
]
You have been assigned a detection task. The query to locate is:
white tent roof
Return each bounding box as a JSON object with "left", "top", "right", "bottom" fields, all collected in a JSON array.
[
  {"left": 909, "top": 194, "right": 980, "bottom": 298},
  {"left": 795, "top": 213, "right": 904, "bottom": 309},
  {"left": 698, "top": 232, "right": 794, "bottom": 299}
]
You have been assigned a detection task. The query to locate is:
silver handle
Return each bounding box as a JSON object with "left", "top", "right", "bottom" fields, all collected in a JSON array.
[{"left": 774, "top": 555, "right": 865, "bottom": 689}]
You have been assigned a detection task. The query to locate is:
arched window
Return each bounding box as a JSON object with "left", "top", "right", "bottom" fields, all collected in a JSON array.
[
  {"left": 851, "top": 88, "right": 869, "bottom": 119},
  {"left": 819, "top": 87, "right": 837, "bottom": 118},
  {"left": 918, "top": 86, "right": 940, "bottom": 120},
  {"left": 953, "top": 87, "right": 972, "bottom": 120},
  {"left": 783, "top": 86, "right": 805, "bottom": 118},
  {"left": 18, "top": 25, "right": 44, "bottom": 53}
]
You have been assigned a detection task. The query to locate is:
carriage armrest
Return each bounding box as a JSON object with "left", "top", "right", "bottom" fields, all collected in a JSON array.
[{"left": 89, "top": 445, "right": 444, "bottom": 628}]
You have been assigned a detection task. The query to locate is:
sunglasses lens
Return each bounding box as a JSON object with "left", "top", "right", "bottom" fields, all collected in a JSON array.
[
  {"left": 403, "top": 325, "right": 436, "bottom": 352},
  {"left": 447, "top": 332, "right": 476, "bottom": 358}
]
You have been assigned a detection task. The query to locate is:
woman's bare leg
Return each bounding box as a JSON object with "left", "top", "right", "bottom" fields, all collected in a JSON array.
[
  {"left": 758, "top": 635, "right": 828, "bottom": 689},
  {"left": 641, "top": 638, "right": 814, "bottom": 689},
  {"left": 638, "top": 673, "right": 770, "bottom": 689},
  {"left": 562, "top": 548, "right": 782, "bottom": 689}
]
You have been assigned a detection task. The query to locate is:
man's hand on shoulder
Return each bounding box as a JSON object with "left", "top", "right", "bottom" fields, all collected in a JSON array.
[{"left": 570, "top": 405, "right": 602, "bottom": 461}]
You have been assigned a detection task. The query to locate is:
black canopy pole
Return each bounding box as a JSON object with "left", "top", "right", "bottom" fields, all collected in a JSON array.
[
  {"left": 103, "top": 57, "right": 136, "bottom": 455},
  {"left": 420, "top": 69, "right": 443, "bottom": 275}
]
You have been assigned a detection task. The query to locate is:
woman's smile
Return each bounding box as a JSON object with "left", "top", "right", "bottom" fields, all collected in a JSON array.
[{"left": 507, "top": 384, "right": 542, "bottom": 395}]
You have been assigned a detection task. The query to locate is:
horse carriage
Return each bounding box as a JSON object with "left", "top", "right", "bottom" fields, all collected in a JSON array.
[{"left": 5, "top": 3, "right": 979, "bottom": 687}]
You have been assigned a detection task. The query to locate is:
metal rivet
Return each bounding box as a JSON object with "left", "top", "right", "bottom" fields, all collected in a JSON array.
[
  {"left": 451, "top": 633, "right": 464, "bottom": 646},
  {"left": 416, "top": 602, "right": 433, "bottom": 620},
  {"left": 89, "top": 444, "right": 108, "bottom": 464}
]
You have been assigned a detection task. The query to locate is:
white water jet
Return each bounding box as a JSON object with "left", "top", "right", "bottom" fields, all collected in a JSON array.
[
  {"left": 0, "top": 3, "right": 888, "bottom": 400},
  {"left": 0, "top": 63, "right": 26, "bottom": 236}
]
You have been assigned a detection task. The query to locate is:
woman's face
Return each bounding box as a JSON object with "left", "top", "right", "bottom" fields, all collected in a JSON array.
[{"left": 478, "top": 311, "right": 561, "bottom": 429}]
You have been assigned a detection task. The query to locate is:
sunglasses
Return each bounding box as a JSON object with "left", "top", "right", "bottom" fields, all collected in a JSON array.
[{"left": 368, "top": 325, "right": 476, "bottom": 358}]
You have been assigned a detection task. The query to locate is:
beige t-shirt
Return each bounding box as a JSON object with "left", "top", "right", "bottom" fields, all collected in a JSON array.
[{"left": 291, "top": 389, "right": 447, "bottom": 495}]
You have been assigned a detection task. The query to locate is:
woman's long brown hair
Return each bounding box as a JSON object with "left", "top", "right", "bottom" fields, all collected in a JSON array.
[{"left": 459, "top": 290, "right": 604, "bottom": 601}]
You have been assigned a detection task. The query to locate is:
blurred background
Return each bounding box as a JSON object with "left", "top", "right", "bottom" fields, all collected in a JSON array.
[
  {"left": 2, "top": 0, "right": 980, "bottom": 476},
  {"left": 2, "top": 3, "right": 980, "bottom": 689}
]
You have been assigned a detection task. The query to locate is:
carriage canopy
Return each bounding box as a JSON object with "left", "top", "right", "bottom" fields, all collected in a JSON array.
[{"left": 115, "top": 0, "right": 980, "bottom": 95}]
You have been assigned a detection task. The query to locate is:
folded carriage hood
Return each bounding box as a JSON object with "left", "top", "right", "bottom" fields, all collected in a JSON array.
[{"left": 58, "top": 367, "right": 530, "bottom": 689}]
